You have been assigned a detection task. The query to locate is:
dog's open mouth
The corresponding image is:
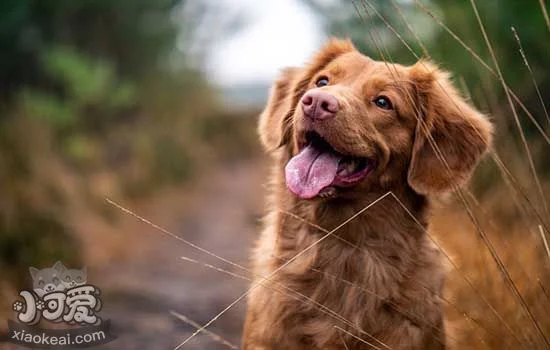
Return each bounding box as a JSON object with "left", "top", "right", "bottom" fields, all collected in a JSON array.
[{"left": 285, "top": 132, "right": 373, "bottom": 199}]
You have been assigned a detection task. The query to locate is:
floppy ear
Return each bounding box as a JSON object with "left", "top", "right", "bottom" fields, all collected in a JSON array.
[
  {"left": 258, "top": 38, "right": 356, "bottom": 151},
  {"left": 258, "top": 67, "right": 302, "bottom": 151},
  {"left": 407, "top": 62, "right": 493, "bottom": 195}
]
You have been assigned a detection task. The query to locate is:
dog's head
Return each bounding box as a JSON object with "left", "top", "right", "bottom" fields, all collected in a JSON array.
[{"left": 259, "top": 39, "right": 493, "bottom": 200}]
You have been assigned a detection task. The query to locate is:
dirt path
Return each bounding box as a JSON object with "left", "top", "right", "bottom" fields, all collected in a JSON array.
[{"left": 92, "top": 160, "right": 266, "bottom": 349}]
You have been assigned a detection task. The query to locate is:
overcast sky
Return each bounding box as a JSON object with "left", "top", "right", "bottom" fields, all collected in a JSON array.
[{"left": 205, "top": 0, "right": 325, "bottom": 86}]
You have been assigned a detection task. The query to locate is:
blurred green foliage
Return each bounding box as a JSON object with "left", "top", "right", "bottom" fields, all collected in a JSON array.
[
  {"left": 4, "top": 0, "right": 545, "bottom": 295},
  {"left": 0, "top": 0, "right": 243, "bottom": 285},
  {"left": 0, "top": 0, "right": 181, "bottom": 99},
  {"left": 22, "top": 47, "right": 137, "bottom": 131}
]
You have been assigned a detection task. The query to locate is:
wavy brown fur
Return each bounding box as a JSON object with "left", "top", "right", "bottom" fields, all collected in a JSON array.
[{"left": 243, "top": 39, "right": 493, "bottom": 350}]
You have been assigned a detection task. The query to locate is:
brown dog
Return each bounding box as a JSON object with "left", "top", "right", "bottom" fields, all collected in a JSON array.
[{"left": 243, "top": 39, "right": 492, "bottom": 350}]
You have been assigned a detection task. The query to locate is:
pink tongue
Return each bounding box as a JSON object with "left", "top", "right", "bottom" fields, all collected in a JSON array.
[{"left": 285, "top": 145, "right": 340, "bottom": 199}]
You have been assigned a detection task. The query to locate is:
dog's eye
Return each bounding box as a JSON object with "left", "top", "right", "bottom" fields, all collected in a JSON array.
[
  {"left": 373, "top": 96, "right": 393, "bottom": 110},
  {"left": 315, "top": 76, "right": 329, "bottom": 87}
]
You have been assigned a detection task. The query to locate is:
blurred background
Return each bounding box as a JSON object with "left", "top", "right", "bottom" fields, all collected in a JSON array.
[{"left": 0, "top": 0, "right": 549, "bottom": 349}]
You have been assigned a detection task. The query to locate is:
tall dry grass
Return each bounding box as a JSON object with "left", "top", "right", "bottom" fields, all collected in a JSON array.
[
  {"left": 355, "top": 0, "right": 550, "bottom": 348},
  {"left": 105, "top": 2, "right": 550, "bottom": 349},
  {"left": 432, "top": 194, "right": 550, "bottom": 349}
]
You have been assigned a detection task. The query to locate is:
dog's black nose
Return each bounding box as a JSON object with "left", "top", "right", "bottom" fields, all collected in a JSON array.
[{"left": 301, "top": 91, "right": 339, "bottom": 121}]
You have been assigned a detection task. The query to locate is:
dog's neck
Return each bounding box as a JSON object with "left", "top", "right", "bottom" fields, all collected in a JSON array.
[
  {"left": 318, "top": 189, "right": 426, "bottom": 238},
  {"left": 270, "top": 158, "right": 430, "bottom": 270},
  {"left": 265, "top": 159, "right": 439, "bottom": 315},
  {"left": 275, "top": 178, "right": 428, "bottom": 241}
]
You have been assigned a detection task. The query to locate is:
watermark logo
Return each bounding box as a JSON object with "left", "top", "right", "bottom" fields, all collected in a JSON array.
[{"left": 3, "top": 262, "right": 116, "bottom": 348}]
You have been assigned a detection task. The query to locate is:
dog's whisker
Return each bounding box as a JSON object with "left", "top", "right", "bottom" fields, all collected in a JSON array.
[
  {"left": 175, "top": 192, "right": 395, "bottom": 350},
  {"left": 170, "top": 311, "right": 238, "bottom": 350}
]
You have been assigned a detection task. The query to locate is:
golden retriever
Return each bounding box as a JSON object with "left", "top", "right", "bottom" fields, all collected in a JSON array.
[{"left": 243, "top": 39, "right": 493, "bottom": 350}]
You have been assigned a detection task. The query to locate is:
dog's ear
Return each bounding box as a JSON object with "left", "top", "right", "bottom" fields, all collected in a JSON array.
[
  {"left": 258, "top": 38, "right": 356, "bottom": 151},
  {"left": 407, "top": 61, "right": 493, "bottom": 195},
  {"left": 258, "top": 67, "right": 302, "bottom": 151}
]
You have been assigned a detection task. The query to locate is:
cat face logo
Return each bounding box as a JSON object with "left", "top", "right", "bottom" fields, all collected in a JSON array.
[
  {"left": 29, "top": 262, "right": 87, "bottom": 297},
  {"left": 13, "top": 262, "right": 100, "bottom": 326},
  {"left": 6, "top": 262, "right": 116, "bottom": 348},
  {"left": 61, "top": 266, "right": 87, "bottom": 289}
]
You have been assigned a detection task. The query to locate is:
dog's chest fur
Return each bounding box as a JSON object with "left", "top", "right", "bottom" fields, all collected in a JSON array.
[{"left": 246, "top": 182, "right": 446, "bottom": 349}]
